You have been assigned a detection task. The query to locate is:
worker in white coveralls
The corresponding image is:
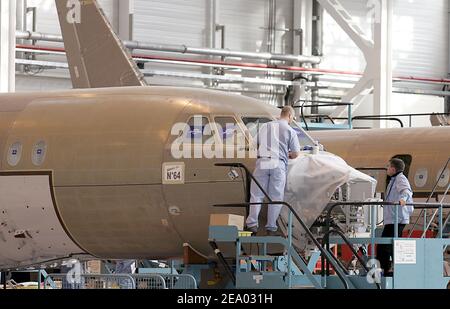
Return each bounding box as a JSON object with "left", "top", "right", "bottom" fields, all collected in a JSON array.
[
  {"left": 246, "top": 106, "right": 301, "bottom": 236},
  {"left": 377, "top": 158, "right": 414, "bottom": 276}
]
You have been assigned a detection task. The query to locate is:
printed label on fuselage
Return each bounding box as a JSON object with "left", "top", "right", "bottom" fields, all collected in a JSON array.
[{"left": 162, "top": 162, "right": 185, "bottom": 184}]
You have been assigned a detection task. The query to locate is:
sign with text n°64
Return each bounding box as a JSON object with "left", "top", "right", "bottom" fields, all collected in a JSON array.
[{"left": 163, "top": 162, "right": 185, "bottom": 185}]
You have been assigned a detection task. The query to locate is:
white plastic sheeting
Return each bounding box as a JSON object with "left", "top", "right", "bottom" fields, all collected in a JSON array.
[{"left": 280, "top": 152, "right": 377, "bottom": 248}]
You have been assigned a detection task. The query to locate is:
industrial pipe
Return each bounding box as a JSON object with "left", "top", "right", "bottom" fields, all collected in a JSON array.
[
  {"left": 15, "top": 30, "right": 322, "bottom": 64},
  {"left": 17, "top": 43, "right": 450, "bottom": 89},
  {"left": 16, "top": 30, "right": 63, "bottom": 42}
]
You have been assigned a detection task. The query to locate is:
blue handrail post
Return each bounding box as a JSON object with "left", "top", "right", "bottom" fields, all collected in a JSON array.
[
  {"left": 236, "top": 237, "right": 241, "bottom": 279},
  {"left": 394, "top": 205, "right": 399, "bottom": 238},
  {"left": 370, "top": 205, "right": 376, "bottom": 259},
  {"left": 423, "top": 210, "right": 427, "bottom": 238},
  {"left": 348, "top": 104, "right": 353, "bottom": 129},
  {"left": 439, "top": 204, "right": 443, "bottom": 239},
  {"left": 287, "top": 211, "right": 293, "bottom": 289}
]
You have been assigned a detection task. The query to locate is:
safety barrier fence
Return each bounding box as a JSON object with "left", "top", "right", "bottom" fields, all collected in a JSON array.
[{"left": 43, "top": 273, "right": 197, "bottom": 289}]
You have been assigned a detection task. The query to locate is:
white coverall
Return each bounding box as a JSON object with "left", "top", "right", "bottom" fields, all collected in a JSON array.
[{"left": 246, "top": 119, "right": 301, "bottom": 232}]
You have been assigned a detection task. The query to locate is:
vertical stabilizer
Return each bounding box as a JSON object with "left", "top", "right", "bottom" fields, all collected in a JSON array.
[{"left": 55, "top": 0, "right": 147, "bottom": 88}]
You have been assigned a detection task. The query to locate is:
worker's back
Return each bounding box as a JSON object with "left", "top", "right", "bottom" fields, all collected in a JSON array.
[{"left": 256, "top": 119, "right": 299, "bottom": 169}]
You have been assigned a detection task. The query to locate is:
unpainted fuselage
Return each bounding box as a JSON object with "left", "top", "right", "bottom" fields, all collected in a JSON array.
[
  {"left": 0, "top": 86, "right": 449, "bottom": 270},
  {"left": 0, "top": 86, "right": 277, "bottom": 269}
]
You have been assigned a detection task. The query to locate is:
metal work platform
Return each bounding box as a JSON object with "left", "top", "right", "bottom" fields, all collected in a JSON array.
[
  {"left": 209, "top": 163, "right": 450, "bottom": 289},
  {"left": 295, "top": 101, "right": 353, "bottom": 131}
]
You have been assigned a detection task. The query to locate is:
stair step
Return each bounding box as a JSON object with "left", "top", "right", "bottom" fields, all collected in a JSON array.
[
  {"left": 290, "top": 286, "right": 316, "bottom": 289},
  {"left": 239, "top": 255, "right": 280, "bottom": 261}
]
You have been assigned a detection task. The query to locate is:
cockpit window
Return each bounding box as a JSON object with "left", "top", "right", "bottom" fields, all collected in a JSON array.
[
  {"left": 290, "top": 120, "right": 316, "bottom": 148},
  {"left": 242, "top": 117, "right": 273, "bottom": 139},
  {"left": 215, "top": 117, "right": 247, "bottom": 146},
  {"left": 185, "top": 116, "right": 214, "bottom": 144},
  {"left": 242, "top": 117, "right": 316, "bottom": 148}
]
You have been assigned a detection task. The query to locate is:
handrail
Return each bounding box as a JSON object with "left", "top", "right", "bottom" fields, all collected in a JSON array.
[
  {"left": 215, "top": 163, "right": 353, "bottom": 289},
  {"left": 325, "top": 201, "right": 450, "bottom": 285},
  {"left": 294, "top": 112, "right": 450, "bottom": 128},
  {"left": 425, "top": 182, "right": 450, "bottom": 238},
  {"left": 443, "top": 212, "right": 450, "bottom": 237},
  {"left": 356, "top": 167, "right": 387, "bottom": 171},
  {"left": 352, "top": 116, "right": 404, "bottom": 128},
  {"left": 326, "top": 202, "right": 450, "bottom": 241},
  {"left": 408, "top": 157, "right": 450, "bottom": 238},
  {"left": 357, "top": 113, "right": 450, "bottom": 127},
  {"left": 132, "top": 274, "right": 168, "bottom": 289},
  {"left": 296, "top": 102, "right": 353, "bottom": 131},
  {"left": 302, "top": 115, "right": 336, "bottom": 124},
  {"left": 209, "top": 241, "right": 236, "bottom": 285},
  {"left": 44, "top": 273, "right": 137, "bottom": 289},
  {"left": 321, "top": 229, "right": 381, "bottom": 290},
  {"left": 213, "top": 200, "right": 351, "bottom": 289},
  {"left": 295, "top": 99, "right": 350, "bottom": 105}
]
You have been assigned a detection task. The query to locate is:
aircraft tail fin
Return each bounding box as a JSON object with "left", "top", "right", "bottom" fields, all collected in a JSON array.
[{"left": 55, "top": 0, "right": 147, "bottom": 88}]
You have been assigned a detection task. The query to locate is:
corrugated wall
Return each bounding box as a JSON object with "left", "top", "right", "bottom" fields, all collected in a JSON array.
[
  {"left": 17, "top": 0, "right": 117, "bottom": 92},
  {"left": 322, "top": 0, "right": 449, "bottom": 79},
  {"left": 392, "top": 0, "right": 448, "bottom": 79},
  {"left": 132, "top": 0, "right": 294, "bottom": 100},
  {"left": 17, "top": 0, "right": 450, "bottom": 117},
  {"left": 29, "top": 0, "right": 116, "bottom": 35},
  {"left": 133, "top": 0, "right": 207, "bottom": 46},
  {"left": 133, "top": 0, "right": 293, "bottom": 52},
  {"left": 218, "top": 0, "right": 293, "bottom": 54}
]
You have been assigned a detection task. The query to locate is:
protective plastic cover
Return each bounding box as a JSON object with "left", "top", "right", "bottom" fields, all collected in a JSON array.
[{"left": 280, "top": 152, "right": 377, "bottom": 249}]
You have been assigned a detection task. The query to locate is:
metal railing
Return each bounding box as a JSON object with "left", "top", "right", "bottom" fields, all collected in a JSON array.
[
  {"left": 132, "top": 274, "right": 166, "bottom": 289},
  {"left": 326, "top": 113, "right": 450, "bottom": 128},
  {"left": 299, "top": 112, "right": 450, "bottom": 129},
  {"left": 352, "top": 113, "right": 450, "bottom": 128},
  {"left": 321, "top": 228, "right": 381, "bottom": 289},
  {"left": 326, "top": 202, "right": 450, "bottom": 242},
  {"left": 43, "top": 273, "right": 197, "bottom": 289},
  {"left": 352, "top": 116, "right": 404, "bottom": 128},
  {"left": 160, "top": 274, "right": 198, "bottom": 289},
  {"left": 443, "top": 212, "right": 450, "bottom": 237},
  {"left": 44, "top": 274, "right": 136, "bottom": 289},
  {"left": 293, "top": 101, "right": 353, "bottom": 131},
  {"left": 214, "top": 163, "right": 356, "bottom": 289},
  {"left": 424, "top": 182, "right": 450, "bottom": 238},
  {"left": 408, "top": 157, "right": 450, "bottom": 238},
  {"left": 323, "top": 201, "right": 450, "bottom": 285}
]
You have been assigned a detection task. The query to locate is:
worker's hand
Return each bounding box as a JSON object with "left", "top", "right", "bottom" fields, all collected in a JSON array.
[
  {"left": 289, "top": 152, "right": 300, "bottom": 159},
  {"left": 399, "top": 199, "right": 406, "bottom": 206}
]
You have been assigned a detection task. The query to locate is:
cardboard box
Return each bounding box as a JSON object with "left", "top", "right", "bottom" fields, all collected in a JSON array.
[
  {"left": 86, "top": 260, "right": 102, "bottom": 274},
  {"left": 210, "top": 214, "right": 244, "bottom": 231}
]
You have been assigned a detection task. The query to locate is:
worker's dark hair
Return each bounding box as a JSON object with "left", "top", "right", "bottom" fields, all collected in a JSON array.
[{"left": 389, "top": 158, "right": 405, "bottom": 173}]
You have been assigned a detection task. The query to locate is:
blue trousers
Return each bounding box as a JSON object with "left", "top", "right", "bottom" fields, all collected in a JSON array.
[{"left": 246, "top": 160, "right": 286, "bottom": 231}]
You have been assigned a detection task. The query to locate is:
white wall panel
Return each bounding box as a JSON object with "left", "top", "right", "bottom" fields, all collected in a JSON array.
[
  {"left": 133, "top": 0, "right": 207, "bottom": 46},
  {"left": 321, "top": 0, "right": 449, "bottom": 79},
  {"left": 133, "top": 0, "right": 294, "bottom": 102},
  {"left": 321, "top": 0, "right": 370, "bottom": 73},
  {"left": 16, "top": 75, "right": 72, "bottom": 92},
  {"left": 29, "top": 0, "right": 116, "bottom": 35},
  {"left": 392, "top": 0, "right": 448, "bottom": 79},
  {"left": 133, "top": 0, "right": 293, "bottom": 52}
]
